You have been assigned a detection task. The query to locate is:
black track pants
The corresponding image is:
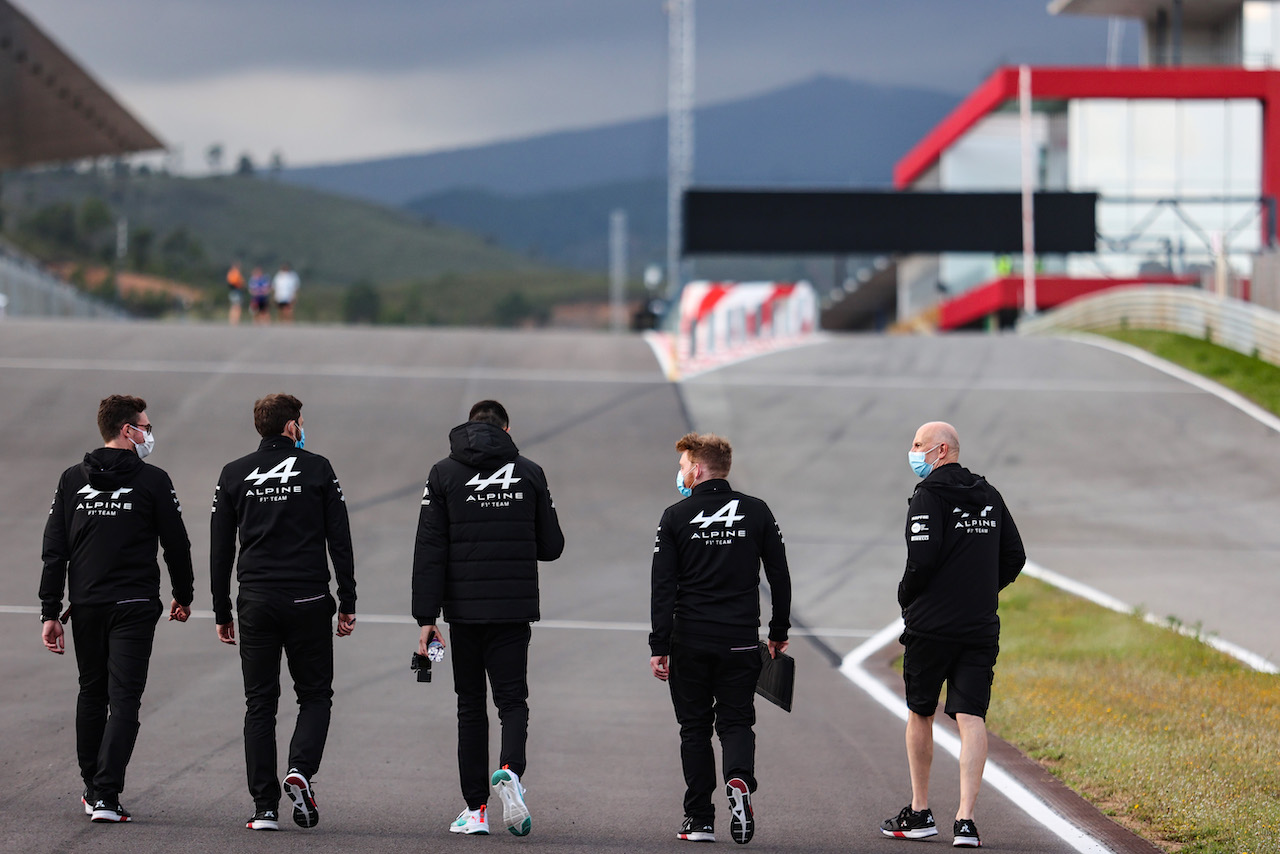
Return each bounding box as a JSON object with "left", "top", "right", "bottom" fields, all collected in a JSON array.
[
  {"left": 667, "top": 642, "right": 762, "bottom": 822},
  {"left": 449, "top": 622, "right": 531, "bottom": 810},
  {"left": 238, "top": 594, "right": 335, "bottom": 810},
  {"left": 71, "top": 599, "right": 163, "bottom": 801}
]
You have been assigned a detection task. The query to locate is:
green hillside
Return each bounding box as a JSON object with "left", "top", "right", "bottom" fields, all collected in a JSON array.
[{"left": 0, "top": 168, "right": 608, "bottom": 325}]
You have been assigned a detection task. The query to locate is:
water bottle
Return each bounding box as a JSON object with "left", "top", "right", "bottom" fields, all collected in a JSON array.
[{"left": 427, "top": 638, "right": 445, "bottom": 663}]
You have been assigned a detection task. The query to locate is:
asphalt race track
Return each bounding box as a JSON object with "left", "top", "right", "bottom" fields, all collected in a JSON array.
[{"left": 1, "top": 320, "right": 1275, "bottom": 853}]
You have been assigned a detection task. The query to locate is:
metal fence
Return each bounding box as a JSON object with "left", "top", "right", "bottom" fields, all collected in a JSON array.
[
  {"left": 1019, "top": 285, "right": 1280, "bottom": 366},
  {"left": 0, "top": 248, "right": 126, "bottom": 320}
]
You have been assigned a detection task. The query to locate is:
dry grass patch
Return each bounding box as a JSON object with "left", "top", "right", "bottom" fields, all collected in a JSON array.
[{"left": 988, "top": 578, "right": 1280, "bottom": 854}]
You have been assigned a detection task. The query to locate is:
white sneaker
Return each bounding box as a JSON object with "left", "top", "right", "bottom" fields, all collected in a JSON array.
[
  {"left": 450, "top": 805, "right": 490, "bottom": 834},
  {"left": 491, "top": 767, "right": 531, "bottom": 836}
]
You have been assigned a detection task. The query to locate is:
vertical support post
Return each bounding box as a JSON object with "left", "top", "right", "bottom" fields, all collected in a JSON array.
[
  {"left": 1019, "top": 65, "right": 1037, "bottom": 317},
  {"left": 666, "top": 0, "right": 694, "bottom": 301},
  {"left": 609, "top": 209, "right": 628, "bottom": 333}
]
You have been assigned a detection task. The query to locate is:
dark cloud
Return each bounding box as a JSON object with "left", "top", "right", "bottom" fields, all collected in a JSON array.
[{"left": 12, "top": 0, "right": 1137, "bottom": 164}]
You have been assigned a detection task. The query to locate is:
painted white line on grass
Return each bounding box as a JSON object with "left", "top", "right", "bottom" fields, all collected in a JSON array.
[
  {"left": 839, "top": 618, "right": 1116, "bottom": 854},
  {"left": 3, "top": 606, "right": 873, "bottom": 639},
  {"left": 1022, "top": 561, "right": 1279, "bottom": 674}
]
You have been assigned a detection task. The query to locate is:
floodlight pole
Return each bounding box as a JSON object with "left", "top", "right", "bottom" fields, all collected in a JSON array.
[
  {"left": 666, "top": 0, "right": 694, "bottom": 300},
  {"left": 1019, "top": 65, "right": 1037, "bottom": 317},
  {"left": 609, "top": 209, "right": 628, "bottom": 332}
]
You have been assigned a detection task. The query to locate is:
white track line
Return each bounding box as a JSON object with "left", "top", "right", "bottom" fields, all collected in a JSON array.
[
  {"left": 1062, "top": 332, "right": 1280, "bottom": 434},
  {"left": 1, "top": 606, "right": 873, "bottom": 639},
  {"left": 1021, "top": 561, "right": 1278, "bottom": 673},
  {"left": 840, "top": 618, "right": 1115, "bottom": 854},
  {"left": 840, "top": 554, "right": 1277, "bottom": 854},
  {"left": 0, "top": 357, "right": 665, "bottom": 386}
]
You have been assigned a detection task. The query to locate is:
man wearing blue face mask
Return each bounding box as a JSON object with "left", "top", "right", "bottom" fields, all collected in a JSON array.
[
  {"left": 650, "top": 432, "right": 791, "bottom": 845},
  {"left": 210, "top": 393, "right": 356, "bottom": 832},
  {"left": 880, "top": 422, "right": 1025, "bottom": 849}
]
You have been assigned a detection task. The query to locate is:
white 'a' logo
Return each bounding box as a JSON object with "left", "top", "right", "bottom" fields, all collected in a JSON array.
[
  {"left": 691, "top": 499, "right": 746, "bottom": 529},
  {"left": 245, "top": 456, "right": 302, "bottom": 487},
  {"left": 467, "top": 463, "right": 521, "bottom": 491},
  {"left": 78, "top": 484, "right": 133, "bottom": 500}
]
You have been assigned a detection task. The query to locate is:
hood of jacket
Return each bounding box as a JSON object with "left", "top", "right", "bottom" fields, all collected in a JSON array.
[
  {"left": 448, "top": 421, "right": 519, "bottom": 469},
  {"left": 913, "top": 462, "right": 998, "bottom": 513},
  {"left": 81, "top": 447, "right": 145, "bottom": 491}
]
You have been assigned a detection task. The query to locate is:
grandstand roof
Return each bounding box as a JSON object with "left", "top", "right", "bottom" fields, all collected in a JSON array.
[
  {"left": 0, "top": 0, "right": 162, "bottom": 169},
  {"left": 1049, "top": 0, "right": 1242, "bottom": 25}
]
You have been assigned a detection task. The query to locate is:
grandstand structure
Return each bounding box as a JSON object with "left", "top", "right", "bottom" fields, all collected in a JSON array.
[
  {"left": 0, "top": 0, "right": 162, "bottom": 317},
  {"left": 894, "top": 0, "right": 1280, "bottom": 330}
]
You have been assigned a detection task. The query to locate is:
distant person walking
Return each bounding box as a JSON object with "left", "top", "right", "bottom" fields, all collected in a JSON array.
[
  {"left": 39, "top": 394, "right": 194, "bottom": 824},
  {"left": 879, "top": 421, "right": 1025, "bottom": 849},
  {"left": 227, "top": 261, "right": 246, "bottom": 325},
  {"left": 649, "top": 432, "right": 791, "bottom": 845},
  {"left": 248, "top": 267, "right": 272, "bottom": 324},
  {"left": 412, "top": 399, "right": 564, "bottom": 837},
  {"left": 210, "top": 393, "right": 357, "bottom": 832},
  {"left": 272, "top": 263, "right": 300, "bottom": 324}
]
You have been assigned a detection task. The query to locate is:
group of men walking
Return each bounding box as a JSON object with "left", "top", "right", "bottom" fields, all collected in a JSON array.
[{"left": 40, "top": 393, "right": 1023, "bottom": 847}]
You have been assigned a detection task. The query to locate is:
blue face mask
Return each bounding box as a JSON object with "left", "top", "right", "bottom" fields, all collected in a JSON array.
[
  {"left": 293, "top": 423, "right": 306, "bottom": 450},
  {"left": 908, "top": 443, "right": 941, "bottom": 478},
  {"left": 676, "top": 468, "right": 692, "bottom": 498}
]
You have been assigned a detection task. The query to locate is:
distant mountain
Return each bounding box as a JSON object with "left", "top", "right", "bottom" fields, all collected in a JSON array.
[
  {"left": 408, "top": 179, "right": 667, "bottom": 271},
  {"left": 282, "top": 75, "right": 960, "bottom": 206}
]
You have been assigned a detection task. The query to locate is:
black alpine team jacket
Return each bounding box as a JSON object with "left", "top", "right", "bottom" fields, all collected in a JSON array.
[
  {"left": 649, "top": 478, "right": 791, "bottom": 656},
  {"left": 210, "top": 436, "right": 356, "bottom": 625},
  {"left": 40, "top": 447, "right": 194, "bottom": 621},
  {"left": 412, "top": 421, "right": 564, "bottom": 626},
  {"left": 899, "top": 463, "right": 1026, "bottom": 644}
]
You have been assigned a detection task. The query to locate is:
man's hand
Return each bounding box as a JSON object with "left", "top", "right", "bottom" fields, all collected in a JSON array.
[
  {"left": 418, "top": 624, "right": 445, "bottom": 655},
  {"left": 767, "top": 639, "right": 789, "bottom": 659},
  {"left": 217, "top": 621, "right": 236, "bottom": 645},
  {"left": 169, "top": 599, "right": 191, "bottom": 622},
  {"left": 650, "top": 655, "right": 669, "bottom": 681},
  {"left": 336, "top": 613, "right": 356, "bottom": 637},
  {"left": 42, "top": 619, "right": 65, "bottom": 654}
]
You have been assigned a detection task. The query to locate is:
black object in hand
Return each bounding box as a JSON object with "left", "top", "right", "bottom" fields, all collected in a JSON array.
[{"left": 410, "top": 652, "right": 432, "bottom": 683}]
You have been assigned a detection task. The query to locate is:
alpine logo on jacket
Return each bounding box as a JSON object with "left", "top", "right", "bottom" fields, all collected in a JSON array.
[
  {"left": 244, "top": 456, "right": 303, "bottom": 500},
  {"left": 76, "top": 484, "right": 134, "bottom": 516},
  {"left": 689, "top": 499, "right": 747, "bottom": 545},
  {"left": 465, "top": 462, "right": 524, "bottom": 507},
  {"left": 953, "top": 504, "right": 996, "bottom": 533}
]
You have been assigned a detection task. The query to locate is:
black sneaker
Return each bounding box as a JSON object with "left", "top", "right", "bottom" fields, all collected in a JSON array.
[
  {"left": 247, "top": 809, "right": 280, "bottom": 831},
  {"left": 90, "top": 799, "right": 131, "bottom": 823},
  {"left": 282, "top": 769, "right": 319, "bottom": 828},
  {"left": 82, "top": 789, "right": 95, "bottom": 816},
  {"left": 879, "top": 805, "right": 937, "bottom": 839},
  {"left": 678, "top": 816, "right": 716, "bottom": 842},
  {"left": 953, "top": 819, "right": 981, "bottom": 848},
  {"left": 726, "top": 778, "right": 754, "bottom": 844}
]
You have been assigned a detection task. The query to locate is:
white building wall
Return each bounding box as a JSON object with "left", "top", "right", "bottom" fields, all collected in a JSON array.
[{"left": 1068, "top": 98, "right": 1262, "bottom": 277}]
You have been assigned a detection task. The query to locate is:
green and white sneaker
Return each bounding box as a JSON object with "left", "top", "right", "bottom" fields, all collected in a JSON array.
[
  {"left": 491, "top": 766, "right": 531, "bottom": 836},
  {"left": 450, "top": 804, "right": 490, "bottom": 834}
]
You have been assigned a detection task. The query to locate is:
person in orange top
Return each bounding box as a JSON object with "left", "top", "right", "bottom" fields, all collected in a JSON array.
[{"left": 227, "top": 262, "right": 246, "bottom": 325}]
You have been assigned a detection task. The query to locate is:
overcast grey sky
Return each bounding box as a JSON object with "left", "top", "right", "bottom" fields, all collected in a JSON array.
[{"left": 16, "top": 0, "right": 1129, "bottom": 170}]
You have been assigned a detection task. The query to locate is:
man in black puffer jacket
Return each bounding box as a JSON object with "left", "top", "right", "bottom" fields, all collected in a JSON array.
[
  {"left": 879, "top": 421, "right": 1025, "bottom": 850},
  {"left": 412, "top": 400, "right": 564, "bottom": 838},
  {"left": 39, "top": 394, "right": 194, "bottom": 824}
]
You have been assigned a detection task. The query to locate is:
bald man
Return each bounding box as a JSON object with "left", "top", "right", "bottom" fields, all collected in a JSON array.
[{"left": 879, "top": 422, "right": 1025, "bottom": 849}]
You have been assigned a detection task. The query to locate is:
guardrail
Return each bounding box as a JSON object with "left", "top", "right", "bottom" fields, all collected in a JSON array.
[
  {"left": 0, "top": 250, "right": 126, "bottom": 320},
  {"left": 1019, "top": 286, "right": 1280, "bottom": 365}
]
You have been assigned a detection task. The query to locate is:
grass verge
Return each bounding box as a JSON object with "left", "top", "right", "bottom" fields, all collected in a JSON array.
[
  {"left": 987, "top": 577, "right": 1280, "bottom": 854},
  {"left": 1099, "top": 328, "right": 1280, "bottom": 416}
]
